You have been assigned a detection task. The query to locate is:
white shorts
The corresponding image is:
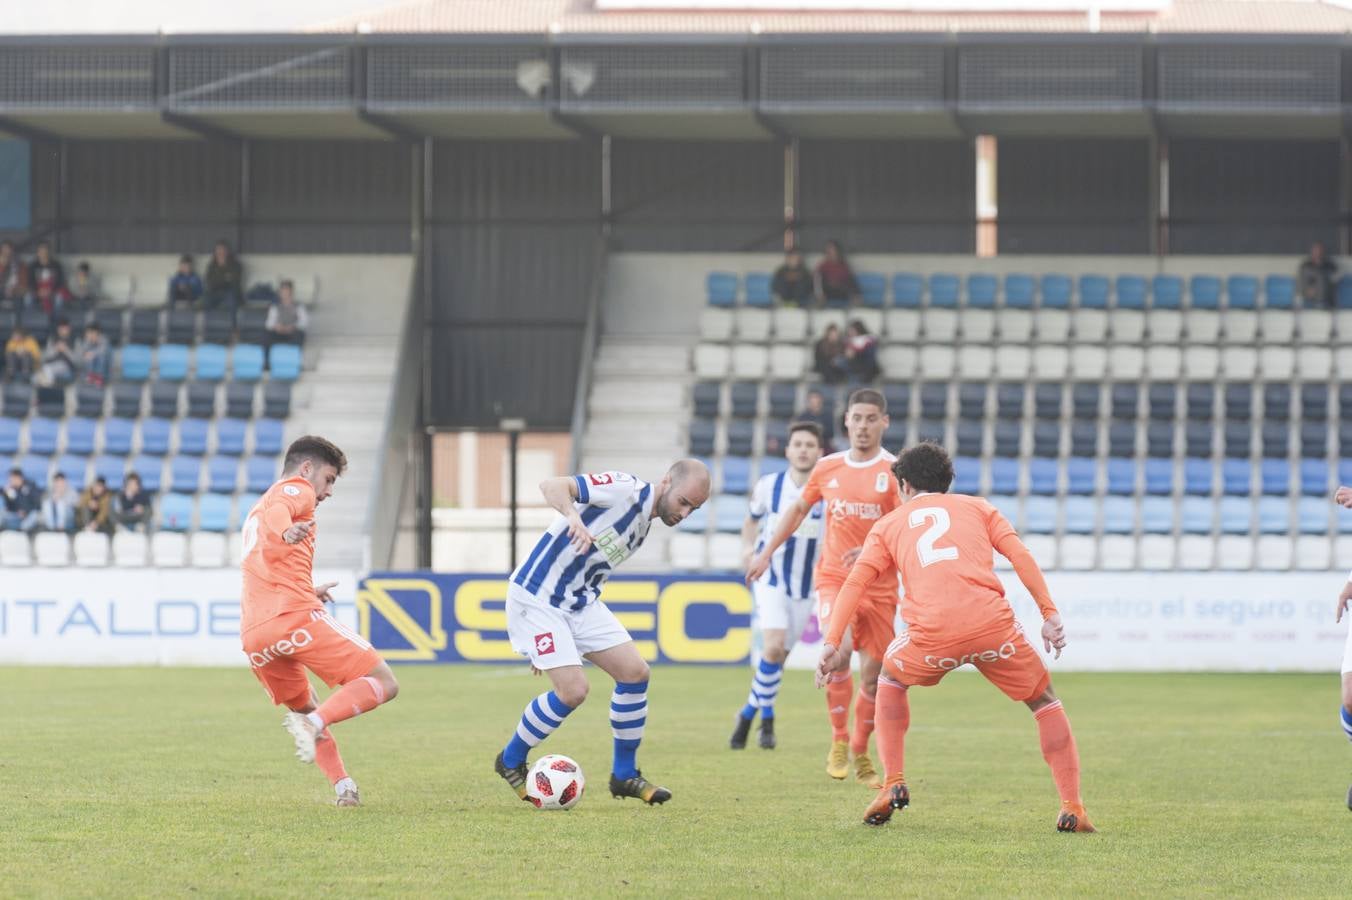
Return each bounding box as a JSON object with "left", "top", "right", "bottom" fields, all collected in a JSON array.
[
  {"left": 1342, "top": 619, "right": 1352, "bottom": 675},
  {"left": 506, "top": 583, "right": 632, "bottom": 670},
  {"left": 751, "top": 581, "right": 813, "bottom": 651}
]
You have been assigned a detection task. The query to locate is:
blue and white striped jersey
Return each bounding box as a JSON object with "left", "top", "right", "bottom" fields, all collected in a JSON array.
[
  {"left": 510, "top": 472, "right": 655, "bottom": 612},
  {"left": 749, "top": 470, "right": 823, "bottom": 601}
]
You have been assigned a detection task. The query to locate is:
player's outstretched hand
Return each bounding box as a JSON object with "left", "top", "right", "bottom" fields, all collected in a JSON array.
[
  {"left": 565, "top": 512, "right": 593, "bottom": 553},
  {"left": 814, "top": 643, "right": 840, "bottom": 689},
  {"left": 1336, "top": 582, "right": 1352, "bottom": 623},
  {"left": 1336, "top": 485, "right": 1352, "bottom": 509},
  {"left": 745, "top": 551, "right": 771, "bottom": 586},
  {"left": 313, "top": 581, "right": 338, "bottom": 603},
  {"left": 282, "top": 520, "right": 313, "bottom": 544},
  {"left": 1041, "top": 613, "right": 1067, "bottom": 659}
]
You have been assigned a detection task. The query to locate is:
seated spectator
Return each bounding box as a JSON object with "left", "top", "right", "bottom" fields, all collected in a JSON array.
[
  {"left": 771, "top": 249, "right": 814, "bottom": 307},
  {"left": 0, "top": 240, "right": 29, "bottom": 305},
  {"left": 41, "top": 472, "right": 77, "bottom": 534},
  {"left": 36, "top": 318, "right": 77, "bottom": 387},
  {"left": 168, "top": 254, "right": 204, "bottom": 307},
  {"left": 813, "top": 323, "right": 846, "bottom": 384},
  {"left": 204, "top": 240, "right": 243, "bottom": 311},
  {"left": 2, "top": 466, "right": 40, "bottom": 533},
  {"left": 68, "top": 261, "right": 96, "bottom": 309},
  {"left": 27, "top": 240, "right": 70, "bottom": 315},
  {"left": 4, "top": 325, "right": 41, "bottom": 381},
  {"left": 78, "top": 322, "right": 110, "bottom": 386},
  {"left": 77, "top": 476, "right": 114, "bottom": 536},
  {"left": 113, "top": 473, "right": 151, "bottom": 533},
  {"left": 815, "top": 239, "right": 859, "bottom": 308},
  {"left": 796, "top": 388, "right": 837, "bottom": 450},
  {"left": 841, "top": 319, "right": 880, "bottom": 383},
  {"left": 265, "top": 279, "right": 309, "bottom": 347},
  {"left": 1298, "top": 241, "right": 1337, "bottom": 308}
]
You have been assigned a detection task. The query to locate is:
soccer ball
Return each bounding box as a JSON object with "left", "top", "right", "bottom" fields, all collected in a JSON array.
[{"left": 526, "top": 754, "right": 585, "bottom": 810}]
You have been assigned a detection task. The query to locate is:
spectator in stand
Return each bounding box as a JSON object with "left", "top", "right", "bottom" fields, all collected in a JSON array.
[
  {"left": 265, "top": 279, "right": 309, "bottom": 348},
  {"left": 68, "top": 261, "right": 96, "bottom": 310},
  {"left": 5, "top": 325, "right": 41, "bottom": 381},
  {"left": 815, "top": 239, "right": 859, "bottom": 308},
  {"left": 771, "top": 248, "right": 814, "bottom": 307},
  {"left": 113, "top": 473, "right": 151, "bottom": 533},
  {"left": 841, "top": 319, "right": 881, "bottom": 383},
  {"left": 78, "top": 322, "right": 110, "bottom": 386},
  {"left": 813, "top": 323, "right": 846, "bottom": 384},
  {"left": 37, "top": 318, "right": 78, "bottom": 387},
  {"left": 796, "top": 388, "right": 837, "bottom": 450},
  {"left": 2, "top": 466, "right": 41, "bottom": 533},
  {"left": 41, "top": 472, "right": 77, "bottom": 534},
  {"left": 204, "top": 240, "right": 243, "bottom": 311},
  {"left": 27, "top": 241, "right": 69, "bottom": 315},
  {"left": 168, "top": 254, "right": 204, "bottom": 307},
  {"left": 0, "top": 240, "right": 29, "bottom": 305},
  {"left": 1298, "top": 241, "right": 1338, "bottom": 308},
  {"left": 77, "top": 476, "right": 114, "bottom": 536}
]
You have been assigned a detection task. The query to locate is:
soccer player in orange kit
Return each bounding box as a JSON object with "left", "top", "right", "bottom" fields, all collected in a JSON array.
[
  {"left": 815, "top": 442, "right": 1094, "bottom": 832},
  {"left": 747, "top": 388, "right": 902, "bottom": 785},
  {"left": 239, "top": 436, "right": 399, "bottom": 807}
]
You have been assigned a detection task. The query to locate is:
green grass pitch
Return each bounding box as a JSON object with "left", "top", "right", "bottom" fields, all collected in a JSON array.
[{"left": 2, "top": 665, "right": 1347, "bottom": 898}]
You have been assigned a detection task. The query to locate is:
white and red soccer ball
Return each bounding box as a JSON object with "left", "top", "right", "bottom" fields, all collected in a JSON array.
[{"left": 526, "top": 754, "right": 585, "bottom": 810}]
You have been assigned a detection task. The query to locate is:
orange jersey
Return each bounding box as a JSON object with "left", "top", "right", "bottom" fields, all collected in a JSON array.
[
  {"left": 800, "top": 449, "right": 903, "bottom": 592},
  {"left": 827, "top": 492, "right": 1057, "bottom": 647},
  {"left": 240, "top": 476, "right": 319, "bottom": 633}
]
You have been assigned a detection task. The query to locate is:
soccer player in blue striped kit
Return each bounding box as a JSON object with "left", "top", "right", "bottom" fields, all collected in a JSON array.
[
  {"left": 494, "top": 460, "right": 710, "bottom": 805},
  {"left": 730, "top": 421, "right": 824, "bottom": 750}
]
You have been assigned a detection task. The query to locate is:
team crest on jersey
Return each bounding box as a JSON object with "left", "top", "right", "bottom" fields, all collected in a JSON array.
[
  {"left": 283, "top": 485, "right": 301, "bottom": 496},
  {"left": 875, "top": 473, "right": 890, "bottom": 493}
]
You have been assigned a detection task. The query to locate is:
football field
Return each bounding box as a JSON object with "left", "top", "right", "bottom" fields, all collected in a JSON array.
[{"left": 3, "top": 665, "right": 1346, "bottom": 898}]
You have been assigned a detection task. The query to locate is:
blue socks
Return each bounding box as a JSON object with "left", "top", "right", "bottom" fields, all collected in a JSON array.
[
  {"left": 611, "top": 681, "right": 648, "bottom": 779},
  {"left": 503, "top": 691, "right": 574, "bottom": 768},
  {"left": 1341, "top": 705, "right": 1352, "bottom": 743},
  {"left": 742, "top": 658, "right": 783, "bottom": 721}
]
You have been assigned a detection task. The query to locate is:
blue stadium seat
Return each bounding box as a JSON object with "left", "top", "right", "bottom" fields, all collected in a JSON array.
[
  {"left": 1152, "top": 275, "right": 1183, "bottom": 309},
  {"left": 766, "top": 382, "right": 796, "bottom": 420},
  {"left": 1031, "top": 422, "right": 1060, "bottom": 458},
  {"left": 857, "top": 272, "right": 886, "bottom": 308},
  {"left": 1105, "top": 458, "right": 1135, "bottom": 495},
  {"left": 65, "top": 417, "right": 97, "bottom": 456},
  {"left": 1004, "top": 274, "right": 1035, "bottom": 309},
  {"left": 195, "top": 344, "right": 228, "bottom": 382},
  {"left": 994, "top": 421, "right": 1022, "bottom": 458},
  {"left": 1260, "top": 422, "right": 1287, "bottom": 459},
  {"left": 892, "top": 273, "right": 923, "bottom": 308},
  {"left": 1263, "top": 384, "right": 1291, "bottom": 422},
  {"left": 744, "top": 273, "right": 772, "bottom": 308},
  {"left": 729, "top": 381, "right": 758, "bottom": 419},
  {"left": 1184, "top": 422, "right": 1212, "bottom": 459},
  {"left": 727, "top": 420, "right": 754, "bottom": 457},
  {"left": 1183, "top": 459, "right": 1213, "bottom": 496},
  {"left": 0, "top": 418, "right": 17, "bottom": 455},
  {"left": 920, "top": 382, "right": 948, "bottom": 419},
  {"left": 1077, "top": 275, "right": 1110, "bottom": 309},
  {"left": 1069, "top": 422, "right": 1097, "bottom": 459},
  {"left": 1147, "top": 383, "right": 1176, "bottom": 422},
  {"left": 269, "top": 345, "right": 302, "bottom": 382},
  {"left": 1260, "top": 459, "right": 1290, "bottom": 496},
  {"left": 231, "top": 345, "right": 265, "bottom": 383},
  {"left": 914, "top": 418, "right": 944, "bottom": 444},
  {"left": 1186, "top": 382, "right": 1215, "bottom": 422},
  {"left": 1027, "top": 457, "right": 1058, "bottom": 495},
  {"left": 93, "top": 455, "right": 125, "bottom": 491},
  {"left": 1300, "top": 459, "right": 1329, "bottom": 496},
  {"left": 169, "top": 456, "right": 202, "bottom": 493},
  {"left": 759, "top": 456, "right": 788, "bottom": 477},
  {"left": 1301, "top": 421, "right": 1328, "bottom": 459},
  {"left": 996, "top": 382, "right": 1024, "bottom": 420},
  {"left": 1264, "top": 274, "right": 1295, "bottom": 309},
  {"left": 1180, "top": 497, "right": 1212, "bottom": 534},
  {"left": 198, "top": 494, "right": 232, "bottom": 533},
  {"left": 1146, "top": 421, "right": 1174, "bottom": 459},
  {"left": 246, "top": 455, "right": 278, "bottom": 493},
  {"left": 1190, "top": 275, "right": 1222, "bottom": 309},
  {"left": 1033, "top": 382, "right": 1062, "bottom": 420},
  {"left": 19, "top": 453, "right": 49, "bottom": 490},
  {"left": 1071, "top": 382, "right": 1100, "bottom": 421},
  {"left": 966, "top": 275, "right": 997, "bottom": 309},
  {"left": 1115, "top": 275, "right": 1148, "bottom": 309},
  {"left": 1297, "top": 497, "right": 1329, "bottom": 534},
  {"left": 177, "top": 418, "right": 209, "bottom": 456},
  {"left": 1219, "top": 496, "right": 1251, "bottom": 534},
  {"left": 713, "top": 494, "right": 744, "bottom": 533},
  {"left": 254, "top": 419, "right": 285, "bottom": 456},
  {"left": 1257, "top": 497, "right": 1288, "bottom": 534},
  {"left": 119, "top": 344, "right": 153, "bottom": 382},
  {"left": 1065, "top": 458, "right": 1095, "bottom": 496},
  {"left": 1224, "top": 383, "right": 1252, "bottom": 422},
  {"left": 1024, "top": 497, "right": 1057, "bottom": 533},
  {"left": 689, "top": 419, "right": 715, "bottom": 456},
  {"left": 952, "top": 456, "right": 981, "bottom": 495},
  {"left": 1301, "top": 383, "right": 1328, "bottom": 421},
  {"left": 990, "top": 458, "right": 1019, "bottom": 495},
  {"left": 28, "top": 417, "right": 60, "bottom": 455},
  {"left": 129, "top": 456, "right": 162, "bottom": 493},
  {"left": 1338, "top": 278, "right": 1352, "bottom": 309},
  {"left": 692, "top": 382, "right": 720, "bottom": 419},
  {"left": 1040, "top": 274, "right": 1072, "bottom": 309},
  {"left": 988, "top": 494, "right": 1020, "bottom": 529},
  {"left": 721, "top": 457, "right": 751, "bottom": 495},
  {"left": 216, "top": 418, "right": 248, "bottom": 457},
  {"left": 706, "top": 272, "right": 737, "bottom": 308},
  {"left": 929, "top": 274, "right": 960, "bottom": 308},
  {"left": 1222, "top": 459, "right": 1252, "bottom": 495},
  {"left": 1143, "top": 458, "right": 1173, "bottom": 496},
  {"left": 1141, "top": 496, "right": 1174, "bottom": 534},
  {"left": 158, "top": 493, "right": 194, "bottom": 531},
  {"left": 207, "top": 456, "right": 239, "bottom": 494},
  {"left": 954, "top": 421, "right": 983, "bottom": 457},
  {"left": 1063, "top": 497, "right": 1095, "bottom": 534},
  {"left": 1109, "top": 383, "right": 1138, "bottom": 421},
  {"left": 139, "top": 418, "right": 172, "bottom": 456},
  {"left": 157, "top": 344, "right": 190, "bottom": 382},
  {"left": 1226, "top": 275, "right": 1258, "bottom": 309},
  {"left": 1223, "top": 422, "right": 1251, "bottom": 459},
  {"left": 1101, "top": 497, "right": 1135, "bottom": 534},
  {"left": 56, "top": 454, "right": 88, "bottom": 491}
]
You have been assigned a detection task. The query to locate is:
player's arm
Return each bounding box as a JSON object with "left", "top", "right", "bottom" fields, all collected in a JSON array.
[
  {"left": 740, "top": 515, "right": 761, "bottom": 569},
  {"left": 539, "top": 476, "right": 593, "bottom": 553},
  {"left": 993, "top": 531, "right": 1066, "bottom": 659},
  {"left": 745, "top": 498, "right": 811, "bottom": 584},
  {"left": 814, "top": 531, "right": 892, "bottom": 686},
  {"left": 1336, "top": 573, "right": 1352, "bottom": 623}
]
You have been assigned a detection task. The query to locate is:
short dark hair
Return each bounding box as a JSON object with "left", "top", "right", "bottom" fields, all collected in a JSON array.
[
  {"left": 77, "top": 261, "right": 90, "bottom": 273},
  {"left": 846, "top": 387, "right": 886, "bottom": 415},
  {"left": 279, "top": 279, "right": 294, "bottom": 291},
  {"left": 892, "top": 441, "right": 954, "bottom": 494},
  {"left": 284, "top": 435, "right": 348, "bottom": 476},
  {"left": 8, "top": 467, "right": 22, "bottom": 477},
  {"left": 179, "top": 254, "right": 193, "bottom": 264},
  {"left": 787, "top": 420, "right": 823, "bottom": 445},
  {"left": 53, "top": 472, "right": 67, "bottom": 481}
]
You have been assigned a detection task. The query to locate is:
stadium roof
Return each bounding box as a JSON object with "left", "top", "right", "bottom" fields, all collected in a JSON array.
[{"left": 312, "top": 0, "right": 1352, "bottom": 35}]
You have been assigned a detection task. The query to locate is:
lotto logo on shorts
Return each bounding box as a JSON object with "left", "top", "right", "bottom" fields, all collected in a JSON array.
[
  {"left": 924, "top": 641, "right": 1017, "bottom": 671},
  {"left": 534, "top": 632, "right": 556, "bottom": 655},
  {"left": 247, "top": 628, "right": 314, "bottom": 668}
]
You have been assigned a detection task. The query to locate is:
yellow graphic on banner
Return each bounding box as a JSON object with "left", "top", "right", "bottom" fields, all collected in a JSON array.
[
  {"left": 357, "top": 578, "right": 448, "bottom": 661},
  {"left": 596, "top": 580, "right": 659, "bottom": 661},
  {"left": 658, "top": 581, "right": 752, "bottom": 662},
  {"left": 453, "top": 580, "right": 515, "bottom": 660}
]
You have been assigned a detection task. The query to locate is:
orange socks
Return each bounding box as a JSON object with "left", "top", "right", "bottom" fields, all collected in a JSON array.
[
  {"left": 314, "top": 727, "right": 347, "bottom": 786},
  {"left": 850, "top": 687, "right": 876, "bottom": 756},
  {"left": 826, "top": 671, "right": 854, "bottom": 741},
  {"left": 874, "top": 678, "right": 909, "bottom": 785},
  {"left": 314, "top": 676, "right": 385, "bottom": 729},
  {"left": 1034, "top": 700, "right": 1083, "bottom": 808}
]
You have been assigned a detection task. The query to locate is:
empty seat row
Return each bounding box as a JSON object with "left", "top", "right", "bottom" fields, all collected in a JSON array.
[
  {"left": 3, "top": 450, "right": 277, "bottom": 494},
  {"left": 954, "top": 456, "right": 1350, "bottom": 498},
  {"left": 1, "top": 380, "right": 292, "bottom": 421},
  {"left": 118, "top": 343, "right": 300, "bottom": 383},
  {"left": 0, "top": 416, "right": 283, "bottom": 459},
  {"left": 982, "top": 494, "right": 1348, "bottom": 537},
  {"left": 0, "top": 528, "right": 247, "bottom": 568}
]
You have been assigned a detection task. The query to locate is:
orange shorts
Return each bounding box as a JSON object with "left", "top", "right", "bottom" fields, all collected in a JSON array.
[
  {"left": 882, "top": 623, "right": 1050, "bottom": 703},
  {"left": 241, "top": 608, "right": 382, "bottom": 707},
  {"left": 817, "top": 582, "right": 897, "bottom": 662}
]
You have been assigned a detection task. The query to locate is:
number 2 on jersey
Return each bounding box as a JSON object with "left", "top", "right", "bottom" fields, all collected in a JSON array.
[{"left": 909, "top": 507, "right": 959, "bottom": 568}]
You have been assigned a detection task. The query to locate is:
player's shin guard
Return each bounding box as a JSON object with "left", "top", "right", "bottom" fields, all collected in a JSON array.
[
  {"left": 850, "top": 686, "right": 877, "bottom": 756},
  {"left": 1034, "top": 700, "right": 1083, "bottom": 807},
  {"left": 874, "top": 678, "right": 909, "bottom": 786},
  {"left": 826, "top": 671, "right": 854, "bottom": 741},
  {"left": 744, "top": 658, "right": 782, "bottom": 721},
  {"left": 611, "top": 681, "right": 648, "bottom": 780},
  {"left": 313, "top": 727, "right": 347, "bottom": 786},
  {"left": 1340, "top": 705, "right": 1352, "bottom": 743},
  {"left": 311, "top": 675, "right": 386, "bottom": 730},
  {"left": 502, "top": 691, "right": 575, "bottom": 769}
]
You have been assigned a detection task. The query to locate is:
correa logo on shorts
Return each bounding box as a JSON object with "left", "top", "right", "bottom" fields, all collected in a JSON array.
[
  {"left": 924, "top": 641, "right": 1017, "bottom": 671},
  {"left": 828, "top": 499, "right": 883, "bottom": 521},
  {"left": 534, "top": 632, "right": 556, "bottom": 655},
  {"left": 247, "top": 628, "right": 314, "bottom": 668}
]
